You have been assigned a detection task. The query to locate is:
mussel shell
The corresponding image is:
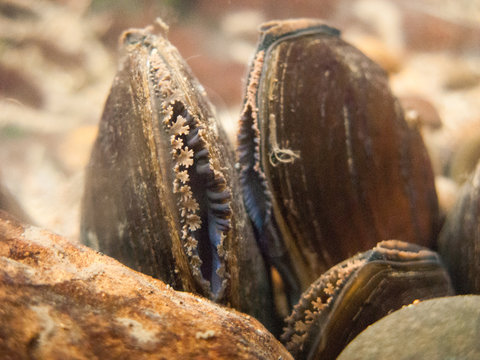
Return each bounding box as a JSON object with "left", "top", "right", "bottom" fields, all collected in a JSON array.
[
  {"left": 281, "top": 240, "right": 454, "bottom": 360},
  {"left": 80, "top": 24, "right": 274, "bottom": 329},
  {"left": 338, "top": 295, "right": 480, "bottom": 360},
  {"left": 238, "top": 19, "right": 439, "bottom": 291},
  {"left": 438, "top": 162, "right": 480, "bottom": 293}
]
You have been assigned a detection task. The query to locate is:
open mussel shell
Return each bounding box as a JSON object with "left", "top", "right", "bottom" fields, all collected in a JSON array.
[
  {"left": 438, "top": 162, "right": 480, "bottom": 294},
  {"left": 237, "top": 19, "right": 439, "bottom": 298},
  {"left": 281, "top": 240, "right": 454, "bottom": 360},
  {"left": 338, "top": 295, "right": 480, "bottom": 359},
  {"left": 80, "top": 23, "right": 274, "bottom": 329}
]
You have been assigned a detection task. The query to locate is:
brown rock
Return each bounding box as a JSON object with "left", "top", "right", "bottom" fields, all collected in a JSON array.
[
  {"left": 0, "top": 182, "right": 32, "bottom": 225},
  {"left": 399, "top": 96, "right": 442, "bottom": 131},
  {"left": 54, "top": 125, "right": 98, "bottom": 175},
  {"left": 449, "top": 126, "right": 480, "bottom": 184},
  {"left": 402, "top": 10, "right": 480, "bottom": 52},
  {"left": 0, "top": 211, "right": 292, "bottom": 359},
  {"left": 349, "top": 35, "right": 403, "bottom": 74}
]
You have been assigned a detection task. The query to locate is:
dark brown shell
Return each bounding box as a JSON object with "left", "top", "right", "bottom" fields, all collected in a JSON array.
[
  {"left": 80, "top": 23, "right": 274, "bottom": 329},
  {"left": 237, "top": 19, "right": 439, "bottom": 295},
  {"left": 438, "top": 162, "right": 480, "bottom": 293},
  {"left": 281, "top": 240, "right": 454, "bottom": 360}
]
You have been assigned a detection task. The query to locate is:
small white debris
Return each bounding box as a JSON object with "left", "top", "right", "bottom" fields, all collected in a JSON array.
[
  {"left": 116, "top": 317, "right": 157, "bottom": 346},
  {"left": 195, "top": 330, "right": 216, "bottom": 340}
]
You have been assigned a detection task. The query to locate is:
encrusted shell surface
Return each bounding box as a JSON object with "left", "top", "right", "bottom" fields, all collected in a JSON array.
[
  {"left": 281, "top": 240, "right": 454, "bottom": 360},
  {"left": 438, "top": 162, "right": 480, "bottom": 294},
  {"left": 80, "top": 23, "right": 274, "bottom": 329},
  {"left": 237, "top": 19, "right": 439, "bottom": 296}
]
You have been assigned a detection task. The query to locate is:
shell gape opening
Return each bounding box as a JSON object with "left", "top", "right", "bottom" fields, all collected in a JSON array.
[{"left": 168, "top": 101, "right": 231, "bottom": 297}]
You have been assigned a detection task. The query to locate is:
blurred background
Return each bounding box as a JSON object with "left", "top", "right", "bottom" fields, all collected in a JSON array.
[{"left": 1, "top": 0, "right": 479, "bottom": 242}]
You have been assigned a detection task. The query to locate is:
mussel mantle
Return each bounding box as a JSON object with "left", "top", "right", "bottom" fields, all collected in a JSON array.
[
  {"left": 237, "top": 19, "right": 440, "bottom": 298},
  {"left": 80, "top": 23, "right": 274, "bottom": 328}
]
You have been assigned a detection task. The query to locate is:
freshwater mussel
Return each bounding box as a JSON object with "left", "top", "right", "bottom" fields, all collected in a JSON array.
[
  {"left": 281, "top": 240, "right": 453, "bottom": 359},
  {"left": 80, "top": 22, "right": 275, "bottom": 329},
  {"left": 237, "top": 19, "right": 440, "bottom": 304},
  {"left": 80, "top": 18, "right": 462, "bottom": 359}
]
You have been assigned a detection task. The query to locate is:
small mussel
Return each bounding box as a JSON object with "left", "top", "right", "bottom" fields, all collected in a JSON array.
[
  {"left": 438, "top": 162, "right": 480, "bottom": 294},
  {"left": 281, "top": 240, "right": 454, "bottom": 360},
  {"left": 80, "top": 22, "right": 274, "bottom": 328},
  {"left": 237, "top": 19, "right": 439, "bottom": 300}
]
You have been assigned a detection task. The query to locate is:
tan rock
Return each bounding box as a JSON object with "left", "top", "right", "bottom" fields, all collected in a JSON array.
[
  {"left": 0, "top": 182, "right": 33, "bottom": 225},
  {"left": 347, "top": 34, "right": 403, "bottom": 74},
  {"left": 0, "top": 211, "right": 292, "bottom": 359},
  {"left": 338, "top": 296, "right": 480, "bottom": 359}
]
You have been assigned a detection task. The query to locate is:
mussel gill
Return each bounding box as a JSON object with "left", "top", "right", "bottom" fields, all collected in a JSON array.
[{"left": 153, "top": 99, "right": 231, "bottom": 297}]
